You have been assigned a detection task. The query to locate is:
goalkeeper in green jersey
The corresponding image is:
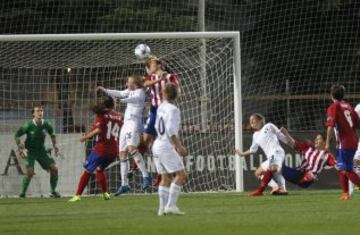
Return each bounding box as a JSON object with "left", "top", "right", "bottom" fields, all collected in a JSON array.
[{"left": 14, "top": 104, "right": 61, "bottom": 198}]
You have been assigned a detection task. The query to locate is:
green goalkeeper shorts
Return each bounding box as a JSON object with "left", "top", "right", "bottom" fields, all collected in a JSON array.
[{"left": 26, "top": 150, "right": 55, "bottom": 170}]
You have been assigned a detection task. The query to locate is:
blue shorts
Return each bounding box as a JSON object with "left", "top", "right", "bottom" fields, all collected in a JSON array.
[
  {"left": 144, "top": 105, "right": 157, "bottom": 136},
  {"left": 84, "top": 151, "right": 115, "bottom": 173},
  {"left": 336, "top": 149, "right": 355, "bottom": 171},
  {"left": 282, "top": 165, "right": 312, "bottom": 188}
]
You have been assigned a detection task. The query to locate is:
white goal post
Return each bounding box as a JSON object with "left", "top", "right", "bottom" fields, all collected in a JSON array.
[{"left": 0, "top": 31, "right": 243, "bottom": 196}]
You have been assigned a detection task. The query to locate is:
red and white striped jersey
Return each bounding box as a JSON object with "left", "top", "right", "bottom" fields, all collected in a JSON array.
[
  {"left": 294, "top": 141, "right": 336, "bottom": 176},
  {"left": 145, "top": 73, "right": 179, "bottom": 107}
]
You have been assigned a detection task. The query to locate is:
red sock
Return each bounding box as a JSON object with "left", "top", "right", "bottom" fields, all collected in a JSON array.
[
  {"left": 258, "top": 170, "right": 272, "bottom": 192},
  {"left": 339, "top": 171, "right": 349, "bottom": 193},
  {"left": 96, "top": 170, "right": 108, "bottom": 193},
  {"left": 76, "top": 171, "right": 91, "bottom": 195},
  {"left": 138, "top": 143, "right": 147, "bottom": 155},
  {"left": 346, "top": 171, "right": 360, "bottom": 187}
]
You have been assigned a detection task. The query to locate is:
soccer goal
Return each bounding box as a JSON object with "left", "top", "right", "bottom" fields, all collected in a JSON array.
[{"left": 0, "top": 32, "right": 243, "bottom": 197}]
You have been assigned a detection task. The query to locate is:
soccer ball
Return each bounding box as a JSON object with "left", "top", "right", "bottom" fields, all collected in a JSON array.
[{"left": 134, "top": 44, "right": 151, "bottom": 60}]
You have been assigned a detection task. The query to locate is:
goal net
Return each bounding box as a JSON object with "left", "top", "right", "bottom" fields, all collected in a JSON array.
[{"left": 0, "top": 32, "right": 242, "bottom": 197}]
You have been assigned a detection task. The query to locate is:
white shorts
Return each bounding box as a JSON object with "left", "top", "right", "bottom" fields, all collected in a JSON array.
[
  {"left": 260, "top": 150, "right": 285, "bottom": 171},
  {"left": 119, "top": 122, "right": 141, "bottom": 152},
  {"left": 152, "top": 146, "right": 185, "bottom": 174},
  {"left": 354, "top": 142, "right": 360, "bottom": 161}
]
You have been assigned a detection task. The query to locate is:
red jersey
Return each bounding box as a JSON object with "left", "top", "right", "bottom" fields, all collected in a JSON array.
[
  {"left": 92, "top": 110, "right": 122, "bottom": 157},
  {"left": 294, "top": 141, "right": 336, "bottom": 177},
  {"left": 326, "top": 100, "right": 360, "bottom": 150},
  {"left": 145, "top": 73, "right": 178, "bottom": 107}
]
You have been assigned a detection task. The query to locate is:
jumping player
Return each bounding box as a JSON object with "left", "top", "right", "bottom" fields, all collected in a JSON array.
[
  {"left": 69, "top": 96, "right": 122, "bottom": 202},
  {"left": 98, "top": 75, "right": 151, "bottom": 195},
  {"left": 143, "top": 56, "right": 180, "bottom": 187},
  {"left": 15, "top": 104, "right": 60, "bottom": 198},
  {"left": 236, "top": 114, "right": 288, "bottom": 196},
  {"left": 325, "top": 84, "right": 360, "bottom": 200},
  {"left": 153, "top": 83, "right": 188, "bottom": 216}
]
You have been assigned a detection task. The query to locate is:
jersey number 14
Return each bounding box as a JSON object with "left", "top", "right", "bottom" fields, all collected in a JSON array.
[{"left": 106, "top": 122, "right": 120, "bottom": 140}]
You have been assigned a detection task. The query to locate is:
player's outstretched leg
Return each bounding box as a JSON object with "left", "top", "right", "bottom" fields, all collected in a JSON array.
[{"left": 250, "top": 170, "right": 272, "bottom": 196}]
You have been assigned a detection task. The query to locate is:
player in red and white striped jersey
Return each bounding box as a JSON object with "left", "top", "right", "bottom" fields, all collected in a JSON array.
[
  {"left": 143, "top": 56, "right": 179, "bottom": 143},
  {"left": 278, "top": 128, "right": 336, "bottom": 188}
]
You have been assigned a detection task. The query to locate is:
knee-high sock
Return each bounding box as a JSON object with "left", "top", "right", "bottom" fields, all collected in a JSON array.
[
  {"left": 131, "top": 150, "right": 149, "bottom": 177},
  {"left": 50, "top": 171, "right": 58, "bottom": 193},
  {"left": 21, "top": 176, "right": 32, "bottom": 194},
  {"left": 158, "top": 186, "right": 169, "bottom": 210},
  {"left": 339, "top": 171, "right": 349, "bottom": 194},
  {"left": 76, "top": 171, "right": 90, "bottom": 195},
  {"left": 257, "top": 170, "right": 272, "bottom": 192},
  {"left": 96, "top": 170, "right": 108, "bottom": 193},
  {"left": 121, "top": 160, "right": 129, "bottom": 186},
  {"left": 346, "top": 171, "right": 360, "bottom": 187},
  {"left": 166, "top": 183, "right": 182, "bottom": 208},
  {"left": 273, "top": 171, "right": 286, "bottom": 191},
  {"left": 260, "top": 175, "right": 278, "bottom": 189}
]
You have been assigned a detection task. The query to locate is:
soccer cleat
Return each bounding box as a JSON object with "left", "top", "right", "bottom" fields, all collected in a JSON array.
[
  {"left": 142, "top": 176, "right": 152, "bottom": 190},
  {"left": 271, "top": 189, "right": 289, "bottom": 196},
  {"left": 49, "top": 191, "right": 61, "bottom": 198},
  {"left": 68, "top": 195, "right": 81, "bottom": 202},
  {"left": 339, "top": 193, "right": 350, "bottom": 201},
  {"left": 164, "top": 206, "right": 185, "bottom": 215},
  {"left": 103, "top": 192, "right": 111, "bottom": 200},
  {"left": 249, "top": 189, "right": 264, "bottom": 197},
  {"left": 19, "top": 193, "right": 26, "bottom": 198},
  {"left": 158, "top": 208, "right": 165, "bottom": 216},
  {"left": 113, "top": 185, "right": 130, "bottom": 196}
]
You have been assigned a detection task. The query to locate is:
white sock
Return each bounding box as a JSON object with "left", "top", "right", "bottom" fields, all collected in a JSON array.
[
  {"left": 158, "top": 186, "right": 169, "bottom": 211},
  {"left": 132, "top": 151, "right": 149, "bottom": 177},
  {"left": 166, "top": 182, "right": 182, "bottom": 208},
  {"left": 273, "top": 171, "right": 286, "bottom": 191},
  {"left": 268, "top": 179, "right": 278, "bottom": 189},
  {"left": 120, "top": 160, "right": 129, "bottom": 186}
]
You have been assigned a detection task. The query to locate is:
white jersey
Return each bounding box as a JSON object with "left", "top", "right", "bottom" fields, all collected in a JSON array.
[
  {"left": 105, "top": 88, "right": 145, "bottom": 129},
  {"left": 249, "top": 123, "right": 288, "bottom": 158},
  {"left": 153, "top": 101, "right": 181, "bottom": 150}
]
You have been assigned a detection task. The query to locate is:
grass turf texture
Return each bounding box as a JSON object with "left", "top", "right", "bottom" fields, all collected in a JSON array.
[{"left": 0, "top": 190, "right": 359, "bottom": 235}]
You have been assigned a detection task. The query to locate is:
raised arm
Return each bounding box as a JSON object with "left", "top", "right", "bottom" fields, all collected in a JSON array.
[
  {"left": 279, "top": 127, "right": 295, "bottom": 148},
  {"left": 96, "top": 86, "right": 130, "bottom": 98},
  {"left": 235, "top": 136, "right": 258, "bottom": 157},
  {"left": 120, "top": 89, "right": 145, "bottom": 104}
]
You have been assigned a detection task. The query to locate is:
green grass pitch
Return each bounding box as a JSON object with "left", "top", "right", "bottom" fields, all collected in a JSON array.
[{"left": 0, "top": 190, "right": 359, "bottom": 235}]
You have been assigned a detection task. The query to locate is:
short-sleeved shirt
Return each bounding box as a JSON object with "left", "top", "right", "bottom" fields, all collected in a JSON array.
[
  {"left": 145, "top": 73, "right": 179, "bottom": 107},
  {"left": 92, "top": 110, "right": 122, "bottom": 157},
  {"left": 15, "top": 119, "right": 55, "bottom": 152},
  {"left": 153, "top": 101, "right": 181, "bottom": 150},
  {"left": 326, "top": 100, "right": 360, "bottom": 150}
]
